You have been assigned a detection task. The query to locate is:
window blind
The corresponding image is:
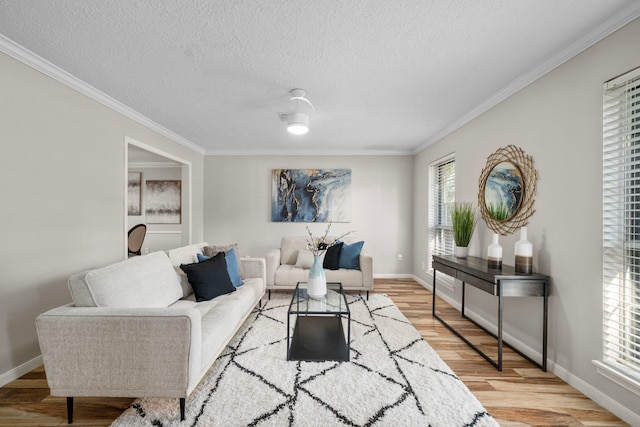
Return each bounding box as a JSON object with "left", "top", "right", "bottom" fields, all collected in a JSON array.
[
  {"left": 603, "top": 66, "right": 640, "bottom": 383},
  {"left": 428, "top": 155, "right": 455, "bottom": 269}
]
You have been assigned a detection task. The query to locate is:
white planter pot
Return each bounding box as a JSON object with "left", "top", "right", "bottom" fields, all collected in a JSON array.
[{"left": 454, "top": 246, "right": 468, "bottom": 259}]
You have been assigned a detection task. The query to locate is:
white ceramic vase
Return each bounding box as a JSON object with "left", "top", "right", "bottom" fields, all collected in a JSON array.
[
  {"left": 487, "top": 233, "right": 502, "bottom": 269},
  {"left": 307, "top": 255, "right": 327, "bottom": 299},
  {"left": 514, "top": 227, "right": 533, "bottom": 274}
]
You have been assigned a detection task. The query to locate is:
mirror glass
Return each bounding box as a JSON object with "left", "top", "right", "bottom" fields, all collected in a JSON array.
[{"left": 483, "top": 161, "right": 523, "bottom": 221}]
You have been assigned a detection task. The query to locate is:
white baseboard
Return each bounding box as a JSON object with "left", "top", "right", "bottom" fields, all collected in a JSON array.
[
  {"left": 0, "top": 355, "right": 43, "bottom": 387},
  {"left": 553, "top": 362, "right": 640, "bottom": 426},
  {"left": 412, "top": 274, "right": 431, "bottom": 289}
]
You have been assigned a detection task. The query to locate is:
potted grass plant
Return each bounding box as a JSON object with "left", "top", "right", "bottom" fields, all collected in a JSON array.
[{"left": 450, "top": 202, "right": 478, "bottom": 258}]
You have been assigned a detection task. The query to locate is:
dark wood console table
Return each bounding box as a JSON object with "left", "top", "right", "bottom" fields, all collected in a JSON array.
[{"left": 432, "top": 255, "right": 549, "bottom": 371}]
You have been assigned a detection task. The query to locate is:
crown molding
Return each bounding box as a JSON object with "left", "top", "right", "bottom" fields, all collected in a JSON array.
[
  {"left": 128, "top": 161, "right": 182, "bottom": 169},
  {"left": 203, "top": 148, "right": 413, "bottom": 156},
  {"left": 0, "top": 34, "right": 205, "bottom": 156},
  {"left": 412, "top": 3, "right": 640, "bottom": 155}
]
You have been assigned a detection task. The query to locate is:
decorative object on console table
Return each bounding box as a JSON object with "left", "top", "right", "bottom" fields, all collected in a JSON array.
[
  {"left": 514, "top": 227, "right": 533, "bottom": 274},
  {"left": 450, "top": 202, "right": 477, "bottom": 258},
  {"left": 487, "top": 233, "right": 502, "bottom": 269}
]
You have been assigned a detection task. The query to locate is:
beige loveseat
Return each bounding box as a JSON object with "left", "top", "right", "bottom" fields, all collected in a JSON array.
[
  {"left": 35, "top": 243, "right": 265, "bottom": 423},
  {"left": 266, "top": 236, "right": 373, "bottom": 297}
]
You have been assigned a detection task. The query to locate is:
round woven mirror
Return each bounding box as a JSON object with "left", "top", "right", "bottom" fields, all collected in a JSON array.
[{"left": 478, "top": 145, "right": 537, "bottom": 235}]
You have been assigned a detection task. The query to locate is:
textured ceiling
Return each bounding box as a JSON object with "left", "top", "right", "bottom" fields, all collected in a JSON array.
[{"left": 1, "top": 1, "right": 640, "bottom": 155}]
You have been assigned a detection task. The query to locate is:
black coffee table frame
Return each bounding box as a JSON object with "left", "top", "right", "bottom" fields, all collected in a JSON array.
[{"left": 287, "top": 282, "right": 351, "bottom": 362}]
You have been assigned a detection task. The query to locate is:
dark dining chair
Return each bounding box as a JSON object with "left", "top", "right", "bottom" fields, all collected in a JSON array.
[{"left": 127, "top": 224, "right": 147, "bottom": 256}]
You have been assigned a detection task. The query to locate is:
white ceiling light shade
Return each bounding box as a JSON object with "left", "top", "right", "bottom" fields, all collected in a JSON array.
[
  {"left": 287, "top": 88, "right": 314, "bottom": 135},
  {"left": 287, "top": 111, "right": 309, "bottom": 135}
]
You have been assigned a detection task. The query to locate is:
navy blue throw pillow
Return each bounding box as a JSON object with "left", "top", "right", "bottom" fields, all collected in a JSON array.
[
  {"left": 323, "top": 242, "right": 344, "bottom": 270},
  {"left": 198, "top": 249, "right": 243, "bottom": 287},
  {"left": 180, "top": 252, "right": 235, "bottom": 302}
]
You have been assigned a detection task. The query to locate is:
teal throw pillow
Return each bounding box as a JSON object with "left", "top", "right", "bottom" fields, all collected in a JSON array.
[
  {"left": 338, "top": 241, "right": 364, "bottom": 269},
  {"left": 223, "top": 248, "right": 244, "bottom": 287}
]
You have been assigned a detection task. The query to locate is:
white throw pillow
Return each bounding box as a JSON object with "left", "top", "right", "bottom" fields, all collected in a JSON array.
[{"left": 295, "top": 250, "right": 324, "bottom": 269}]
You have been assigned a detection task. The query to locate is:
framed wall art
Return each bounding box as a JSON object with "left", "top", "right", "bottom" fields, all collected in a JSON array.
[
  {"left": 127, "top": 172, "right": 141, "bottom": 216},
  {"left": 145, "top": 180, "right": 182, "bottom": 224},
  {"left": 271, "top": 169, "right": 351, "bottom": 222}
]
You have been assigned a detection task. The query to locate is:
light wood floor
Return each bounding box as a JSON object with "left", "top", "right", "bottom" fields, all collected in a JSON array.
[{"left": 0, "top": 278, "right": 627, "bottom": 426}]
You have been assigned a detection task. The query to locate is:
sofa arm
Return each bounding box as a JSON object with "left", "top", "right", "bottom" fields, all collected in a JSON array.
[
  {"left": 240, "top": 257, "right": 266, "bottom": 281},
  {"left": 265, "top": 248, "right": 281, "bottom": 287},
  {"left": 360, "top": 251, "right": 374, "bottom": 290},
  {"left": 36, "top": 305, "right": 202, "bottom": 398}
]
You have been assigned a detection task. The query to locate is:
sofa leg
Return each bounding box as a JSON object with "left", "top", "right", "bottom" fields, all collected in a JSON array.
[
  {"left": 180, "top": 398, "right": 185, "bottom": 421},
  {"left": 67, "top": 397, "right": 73, "bottom": 424},
  {"left": 366, "top": 291, "right": 369, "bottom": 300},
  {"left": 268, "top": 290, "right": 271, "bottom": 300}
]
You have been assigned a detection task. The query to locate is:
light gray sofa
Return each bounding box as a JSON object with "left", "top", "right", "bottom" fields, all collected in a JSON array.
[
  {"left": 266, "top": 236, "right": 373, "bottom": 297},
  {"left": 35, "top": 242, "right": 265, "bottom": 423}
]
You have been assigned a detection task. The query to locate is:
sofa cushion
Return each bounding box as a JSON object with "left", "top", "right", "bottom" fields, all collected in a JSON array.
[
  {"left": 323, "top": 242, "right": 343, "bottom": 270},
  {"left": 181, "top": 253, "right": 236, "bottom": 302},
  {"left": 170, "top": 276, "right": 264, "bottom": 371},
  {"left": 68, "top": 251, "right": 183, "bottom": 308},
  {"left": 175, "top": 268, "right": 194, "bottom": 297},
  {"left": 339, "top": 241, "right": 364, "bottom": 269},
  {"left": 325, "top": 268, "right": 365, "bottom": 288},
  {"left": 273, "top": 264, "right": 364, "bottom": 288},
  {"left": 167, "top": 242, "right": 208, "bottom": 267},
  {"left": 295, "top": 250, "right": 324, "bottom": 269},
  {"left": 274, "top": 264, "right": 312, "bottom": 287},
  {"left": 280, "top": 237, "right": 309, "bottom": 265}
]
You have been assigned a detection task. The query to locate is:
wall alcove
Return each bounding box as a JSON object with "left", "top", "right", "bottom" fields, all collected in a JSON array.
[{"left": 124, "top": 137, "right": 193, "bottom": 258}]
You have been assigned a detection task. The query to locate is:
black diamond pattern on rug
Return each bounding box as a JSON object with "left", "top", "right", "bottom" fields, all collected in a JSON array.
[{"left": 113, "top": 294, "right": 498, "bottom": 427}]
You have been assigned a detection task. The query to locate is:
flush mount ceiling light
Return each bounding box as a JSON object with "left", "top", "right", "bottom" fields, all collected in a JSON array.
[{"left": 287, "top": 88, "right": 314, "bottom": 135}]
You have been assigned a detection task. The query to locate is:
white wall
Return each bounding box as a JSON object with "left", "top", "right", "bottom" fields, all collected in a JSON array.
[
  {"left": 203, "top": 155, "right": 414, "bottom": 274},
  {"left": 0, "top": 51, "right": 205, "bottom": 382},
  {"left": 413, "top": 17, "right": 640, "bottom": 423}
]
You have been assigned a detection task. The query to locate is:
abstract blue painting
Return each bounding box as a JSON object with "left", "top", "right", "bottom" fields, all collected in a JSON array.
[
  {"left": 272, "top": 169, "right": 351, "bottom": 222},
  {"left": 484, "top": 162, "right": 523, "bottom": 221}
]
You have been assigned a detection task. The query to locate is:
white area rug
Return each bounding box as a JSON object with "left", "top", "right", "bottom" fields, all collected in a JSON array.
[{"left": 112, "top": 294, "right": 498, "bottom": 427}]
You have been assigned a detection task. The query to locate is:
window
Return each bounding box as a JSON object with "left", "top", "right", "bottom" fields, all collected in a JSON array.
[
  {"left": 601, "top": 66, "right": 640, "bottom": 390},
  {"left": 428, "top": 154, "right": 455, "bottom": 270}
]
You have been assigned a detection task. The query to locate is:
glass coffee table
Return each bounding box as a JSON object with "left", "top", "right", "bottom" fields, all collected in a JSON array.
[{"left": 287, "top": 282, "right": 351, "bottom": 361}]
